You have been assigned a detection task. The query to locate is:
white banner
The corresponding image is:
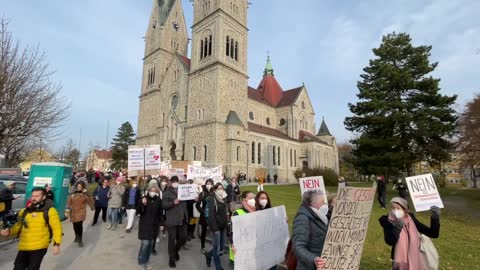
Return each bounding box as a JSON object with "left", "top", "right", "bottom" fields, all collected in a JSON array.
[
  {"left": 405, "top": 173, "right": 444, "bottom": 212},
  {"left": 144, "top": 146, "right": 161, "bottom": 171},
  {"left": 177, "top": 184, "right": 198, "bottom": 201},
  {"left": 321, "top": 186, "right": 376, "bottom": 270},
  {"left": 187, "top": 165, "right": 223, "bottom": 183},
  {"left": 128, "top": 147, "right": 145, "bottom": 176},
  {"left": 299, "top": 176, "right": 327, "bottom": 203},
  {"left": 161, "top": 168, "right": 185, "bottom": 181},
  {"left": 232, "top": 206, "right": 290, "bottom": 270},
  {"left": 33, "top": 177, "right": 52, "bottom": 186}
]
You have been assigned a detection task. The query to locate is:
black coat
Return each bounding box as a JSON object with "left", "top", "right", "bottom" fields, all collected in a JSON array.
[
  {"left": 195, "top": 189, "right": 212, "bottom": 226},
  {"left": 225, "top": 184, "right": 240, "bottom": 204},
  {"left": 205, "top": 195, "right": 228, "bottom": 232},
  {"left": 122, "top": 187, "right": 141, "bottom": 209},
  {"left": 379, "top": 213, "right": 440, "bottom": 260},
  {"left": 162, "top": 187, "right": 188, "bottom": 227},
  {"left": 0, "top": 187, "right": 14, "bottom": 212},
  {"left": 137, "top": 196, "right": 163, "bottom": 240}
]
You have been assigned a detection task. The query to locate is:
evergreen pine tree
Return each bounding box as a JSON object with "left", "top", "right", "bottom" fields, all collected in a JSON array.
[
  {"left": 110, "top": 121, "right": 136, "bottom": 170},
  {"left": 345, "top": 32, "right": 457, "bottom": 176}
]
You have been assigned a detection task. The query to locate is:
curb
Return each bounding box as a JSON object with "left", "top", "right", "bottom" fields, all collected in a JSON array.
[{"left": 0, "top": 238, "right": 17, "bottom": 248}]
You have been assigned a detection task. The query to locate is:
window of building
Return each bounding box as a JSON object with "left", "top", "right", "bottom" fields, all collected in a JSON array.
[
  {"left": 279, "top": 118, "right": 286, "bottom": 126},
  {"left": 294, "top": 150, "right": 297, "bottom": 167},
  {"left": 204, "top": 145, "right": 208, "bottom": 161},
  {"left": 302, "top": 101, "right": 305, "bottom": 109},
  {"left": 249, "top": 112, "right": 254, "bottom": 120},
  {"left": 251, "top": 141, "right": 255, "bottom": 164},
  {"left": 273, "top": 146, "right": 276, "bottom": 165},
  {"left": 266, "top": 117, "right": 271, "bottom": 125},
  {"left": 208, "top": 35, "right": 212, "bottom": 56},
  {"left": 193, "top": 146, "right": 197, "bottom": 161},
  {"left": 258, "top": 143, "right": 261, "bottom": 164},
  {"left": 278, "top": 147, "right": 281, "bottom": 166},
  {"left": 290, "top": 148, "right": 293, "bottom": 167},
  {"left": 200, "top": 40, "right": 204, "bottom": 59},
  {"left": 226, "top": 36, "right": 230, "bottom": 57},
  {"left": 236, "top": 146, "right": 240, "bottom": 162},
  {"left": 235, "top": 41, "right": 238, "bottom": 61}
]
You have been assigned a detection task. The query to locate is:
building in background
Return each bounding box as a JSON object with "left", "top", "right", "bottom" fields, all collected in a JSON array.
[
  {"left": 19, "top": 148, "right": 56, "bottom": 173},
  {"left": 85, "top": 149, "right": 112, "bottom": 171}
]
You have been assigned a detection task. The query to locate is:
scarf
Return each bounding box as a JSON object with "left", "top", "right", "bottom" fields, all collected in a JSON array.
[
  {"left": 388, "top": 213, "right": 425, "bottom": 270},
  {"left": 309, "top": 206, "right": 329, "bottom": 225}
]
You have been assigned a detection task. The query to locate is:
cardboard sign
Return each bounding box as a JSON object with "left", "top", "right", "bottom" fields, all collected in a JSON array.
[
  {"left": 187, "top": 165, "right": 223, "bottom": 183},
  {"left": 177, "top": 184, "right": 198, "bottom": 201},
  {"left": 33, "top": 177, "right": 52, "bottom": 186},
  {"left": 299, "top": 176, "right": 327, "bottom": 203},
  {"left": 405, "top": 173, "right": 444, "bottom": 212},
  {"left": 232, "top": 206, "right": 290, "bottom": 270},
  {"left": 144, "top": 146, "right": 161, "bottom": 171},
  {"left": 321, "top": 186, "right": 376, "bottom": 270}
]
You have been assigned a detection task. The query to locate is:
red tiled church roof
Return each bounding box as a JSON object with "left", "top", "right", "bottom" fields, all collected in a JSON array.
[
  {"left": 179, "top": 55, "right": 191, "bottom": 68},
  {"left": 298, "top": 130, "right": 328, "bottom": 145},
  {"left": 247, "top": 122, "right": 296, "bottom": 141},
  {"left": 94, "top": 150, "right": 112, "bottom": 159},
  {"left": 257, "top": 74, "right": 284, "bottom": 106}
]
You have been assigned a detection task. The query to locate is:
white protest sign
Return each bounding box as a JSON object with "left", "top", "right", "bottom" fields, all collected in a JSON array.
[
  {"left": 177, "top": 184, "right": 198, "bottom": 201},
  {"left": 187, "top": 165, "right": 223, "bottom": 183},
  {"left": 299, "top": 176, "right": 327, "bottom": 203},
  {"left": 63, "top": 178, "right": 70, "bottom": 187},
  {"left": 33, "top": 177, "right": 52, "bottom": 186},
  {"left": 128, "top": 147, "right": 145, "bottom": 176},
  {"left": 405, "top": 173, "right": 444, "bottom": 212},
  {"left": 144, "top": 146, "right": 161, "bottom": 171},
  {"left": 321, "top": 186, "right": 376, "bottom": 270},
  {"left": 232, "top": 206, "right": 290, "bottom": 270},
  {"left": 160, "top": 160, "right": 172, "bottom": 170},
  {"left": 162, "top": 168, "right": 185, "bottom": 181}
]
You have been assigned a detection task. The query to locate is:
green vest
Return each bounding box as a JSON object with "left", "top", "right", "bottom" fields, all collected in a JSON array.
[{"left": 229, "top": 208, "right": 248, "bottom": 261}]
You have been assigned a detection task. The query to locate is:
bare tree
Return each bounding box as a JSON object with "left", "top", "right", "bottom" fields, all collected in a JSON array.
[{"left": 0, "top": 17, "right": 70, "bottom": 165}]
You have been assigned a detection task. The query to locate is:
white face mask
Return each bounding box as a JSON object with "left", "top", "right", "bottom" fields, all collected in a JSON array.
[
  {"left": 172, "top": 183, "right": 179, "bottom": 189},
  {"left": 216, "top": 190, "right": 227, "bottom": 199},
  {"left": 148, "top": 192, "right": 157, "bottom": 198},
  {"left": 319, "top": 204, "right": 329, "bottom": 216},
  {"left": 160, "top": 182, "right": 167, "bottom": 187},
  {"left": 206, "top": 184, "right": 212, "bottom": 191},
  {"left": 393, "top": 209, "right": 404, "bottom": 219},
  {"left": 132, "top": 184, "right": 137, "bottom": 188},
  {"left": 259, "top": 199, "right": 268, "bottom": 207},
  {"left": 247, "top": 198, "right": 256, "bottom": 208}
]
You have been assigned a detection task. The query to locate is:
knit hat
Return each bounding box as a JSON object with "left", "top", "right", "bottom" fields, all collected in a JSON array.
[
  {"left": 4, "top": 181, "right": 15, "bottom": 187},
  {"left": 204, "top": 178, "right": 214, "bottom": 185},
  {"left": 390, "top": 197, "right": 408, "bottom": 210},
  {"left": 148, "top": 179, "right": 159, "bottom": 188}
]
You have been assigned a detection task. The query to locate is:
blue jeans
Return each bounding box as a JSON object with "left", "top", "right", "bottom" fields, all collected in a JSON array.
[
  {"left": 138, "top": 240, "right": 154, "bottom": 265},
  {"left": 108, "top": 208, "right": 120, "bottom": 225},
  {"left": 207, "top": 229, "right": 226, "bottom": 270}
]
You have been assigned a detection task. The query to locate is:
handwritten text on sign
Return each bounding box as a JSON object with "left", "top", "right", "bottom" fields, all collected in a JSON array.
[
  {"left": 299, "top": 176, "right": 327, "bottom": 203},
  {"left": 187, "top": 165, "right": 223, "bottom": 183},
  {"left": 232, "top": 206, "right": 290, "bottom": 270},
  {"left": 321, "top": 187, "right": 376, "bottom": 270},
  {"left": 405, "top": 173, "right": 444, "bottom": 212},
  {"left": 177, "top": 184, "right": 198, "bottom": 201}
]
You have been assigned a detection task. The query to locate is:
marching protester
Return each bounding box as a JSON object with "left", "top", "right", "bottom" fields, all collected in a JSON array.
[
  {"left": 204, "top": 183, "right": 228, "bottom": 270},
  {"left": 66, "top": 181, "right": 94, "bottom": 247},
  {"left": 379, "top": 197, "right": 440, "bottom": 270},
  {"left": 377, "top": 175, "right": 387, "bottom": 209},
  {"left": 255, "top": 191, "right": 272, "bottom": 211},
  {"left": 92, "top": 178, "right": 110, "bottom": 226},
  {"left": 0, "top": 181, "right": 18, "bottom": 218},
  {"left": 0, "top": 187, "right": 63, "bottom": 270},
  {"left": 393, "top": 179, "right": 409, "bottom": 199},
  {"left": 123, "top": 179, "right": 141, "bottom": 233},
  {"left": 186, "top": 179, "right": 198, "bottom": 242},
  {"left": 137, "top": 185, "right": 163, "bottom": 270},
  {"left": 225, "top": 177, "right": 241, "bottom": 215},
  {"left": 107, "top": 176, "right": 126, "bottom": 230},
  {"left": 292, "top": 190, "right": 328, "bottom": 270},
  {"left": 159, "top": 176, "right": 169, "bottom": 239},
  {"left": 162, "top": 176, "right": 188, "bottom": 268},
  {"left": 45, "top": 184, "right": 54, "bottom": 201},
  {"left": 229, "top": 191, "right": 257, "bottom": 264},
  {"left": 196, "top": 178, "right": 214, "bottom": 254}
]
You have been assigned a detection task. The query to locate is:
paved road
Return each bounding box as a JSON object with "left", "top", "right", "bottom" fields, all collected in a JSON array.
[{"left": 0, "top": 210, "right": 231, "bottom": 270}]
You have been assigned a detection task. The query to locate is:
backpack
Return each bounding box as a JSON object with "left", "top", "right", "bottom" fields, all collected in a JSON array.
[
  {"left": 285, "top": 238, "right": 297, "bottom": 270},
  {"left": 19, "top": 206, "right": 53, "bottom": 241},
  {"left": 420, "top": 234, "right": 439, "bottom": 270}
]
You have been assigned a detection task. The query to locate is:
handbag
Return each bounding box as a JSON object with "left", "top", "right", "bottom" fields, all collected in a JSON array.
[{"left": 420, "top": 234, "right": 439, "bottom": 270}]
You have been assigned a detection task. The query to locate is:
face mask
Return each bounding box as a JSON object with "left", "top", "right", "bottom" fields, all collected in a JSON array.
[
  {"left": 247, "top": 198, "right": 256, "bottom": 208},
  {"left": 319, "top": 204, "right": 329, "bottom": 216},
  {"left": 116, "top": 182, "right": 121, "bottom": 185},
  {"left": 132, "top": 184, "right": 137, "bottom": 188},
  {"left": 259, "top": 199, "right": 268, "bottom": 207},
  {"left": 216, "top": 190, "right": 227, "bottom": 199},
  {"left": 161, "top": 182, "right": 167, "bottom": 187},
  {"left": 148, "top": 192, "right": 157, "bottom": 198},
  {"left": 206, "top": 184, "right": 212, "bottom": 191},
  {"left": 172, "top": 183, "right": 179, "bottom": 189},
  {"left": 393, "top": 209, "right": 404, "bottom": 219}
]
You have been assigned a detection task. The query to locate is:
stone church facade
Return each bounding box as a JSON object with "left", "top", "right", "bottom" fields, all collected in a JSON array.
[{"left": 136, "top": 0, "right": 339, "bottom": 182}]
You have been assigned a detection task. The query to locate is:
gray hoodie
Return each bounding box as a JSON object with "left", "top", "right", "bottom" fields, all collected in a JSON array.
[{"left": 107, "top": 184, "right": 125, "bottom": 208}]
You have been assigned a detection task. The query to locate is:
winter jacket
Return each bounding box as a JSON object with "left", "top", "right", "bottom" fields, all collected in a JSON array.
[
  {"left": 122, "top": 187, "right": 141, "bottom": 209},
  {"left": 379, "top": 213, "right": 440, "bottom": 260},
  {"left": 67, "top": 191, "right": 94, "bottom": 223},
  {"left": 107, "top": 184, "right": 125, "bottom": 208},
  {"left": 9, "top": 204, "right": 63, "bottom": 251},
  {"left": 225, "top": 183, "right": 240, "bottom": 204},
  {"left": 205, "top": 195, "right": 228, "bottom": 232},
  {"left": 0, "top": 187, "right": 15, "bottom": 212},
  {"left": 195, "top": 188, "right": 212, "bottom": 226},
  {"left": 93, "top": 186, "right": 110, "bottom": 208},
  {"left": 292, "top": 205, "right": 328, "bottom": 270},
  {"left": 137, "top": 195, "right": 163, "bottom": 240},
  {"left": 162, "top": 187, "right": 188, "bottom": 227}
]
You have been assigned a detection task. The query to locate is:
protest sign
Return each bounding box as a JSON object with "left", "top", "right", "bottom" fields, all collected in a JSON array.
[
  {"left": 177, "top": 184, "right": 198, "bottom": 201},
  {"left": 128, "top": 147, "right": 144, "bottom": 176},
  {"left": 187, "top": 165, "right": 223, "bottom": 183},
  {"left": 144, "top": 146, "right": 161, "bottom": 171},
  {"left": 321, "top": 186, "right": 376, "bottom": 270},
  {"left": 161, "top": 168, "right": 185, "bottom": 181},
  {"left": 232, "top": 206, "right": 289, "bottom": 270},
  {"left": 405, "top": 173, "right": 444, "bottom": 212},
  {"left": 299, "top": 176, "right": 327, "bottom": 203}
]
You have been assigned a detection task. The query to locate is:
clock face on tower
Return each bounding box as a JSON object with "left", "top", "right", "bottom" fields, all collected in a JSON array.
[{"left": 172, "top": 21, "right": 180, "bottom": 32}]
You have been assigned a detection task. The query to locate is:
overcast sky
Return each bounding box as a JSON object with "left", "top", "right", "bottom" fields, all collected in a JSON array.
[{"left": 2, "top": 0, "right": 479, "bottom": 155}]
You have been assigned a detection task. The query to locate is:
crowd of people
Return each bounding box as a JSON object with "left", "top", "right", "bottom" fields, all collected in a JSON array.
[{"left": 0, "top": 171, "right": 442, "bottom": 270}]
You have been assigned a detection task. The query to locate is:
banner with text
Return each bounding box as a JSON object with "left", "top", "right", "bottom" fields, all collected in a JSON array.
[
  {"left": 187, "top": 165, "right": 223, "bottom": 183},
  {"left": 161, "top": 168, "right": 185, "bottom": 181},
  {"left": 321, "top": 186, "right": 376, "bottom": 270},
  {"left": 127, "top": 145, "right": 162, "bottom": 176},
  {"left": 144, "top": 146, "right": 161, "bottom": 171},
  {"left": 232, "top": 206, "right": 290, "bottom": 270},
  {"left": 405, "top": 173, "right": 444, "bottom": 212},
  {"left": 299, "top": 176, "right": 327, "bottom": 203},
  {"left": 177, "top": 184, "right": 198, "bottom": 201},
  {"left": 128, "top": 147, "right": 145, "bottom": 177}
]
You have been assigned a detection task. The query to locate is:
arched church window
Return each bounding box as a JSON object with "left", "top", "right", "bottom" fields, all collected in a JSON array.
[
  {"left": 235, "top": 41, "right": 238, "bottom": 61},
  {"left": 273, "top": 146, "right": 276, "bottom": 165},
  {"left": 294, "top": 150, "right": 297, "bottom": 167},
  {"left": 193, "top": 146, "right": 197, "bottom": 161},
  {"left": 266, "top": 117, "right": 271, "bottom": 125},
  {"left": 302, "top": 101, "right": 305, "bottom": 109},
  {"left": 279, "top": 118, "right": 286, "bottom": 126},
  {"left": 230, "top": 38, "right": 234, "bottom": 59},
  {"left": 208, "top": 35, "right": 212, "bottom": 56},
  {"left": 251, "top": 141, "right": 255, "bottom": 164},
  {"left": 258, "top": 143, "right": 261, "bottom": 164},
  {"left": 204, "top": 37, "right": 208, "bottom": 58},
  {"left": 290, "top": 148, "right": 293, "bottom": 167},
  {"left": 200, "top": 40, "right": 204, "bottom": 59},
  {"left": 278, "top": 147, "right": 281, "bottom": 166},
  {"left": 249, "top": 112, "right": 254, "bottom": 120},
  {"left": 204, "top": 145, "right": 208, "bottom": 161},
  {"left": 236, "top": 146, "right": 240, "bottom": 162},
  {"left": 226, "top": 36, "right": 230, "bottom": 57}
]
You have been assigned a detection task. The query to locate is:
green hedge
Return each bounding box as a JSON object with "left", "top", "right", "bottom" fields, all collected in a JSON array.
[{"left": 293, "top": 167, "right": 339, "bottom": 186}]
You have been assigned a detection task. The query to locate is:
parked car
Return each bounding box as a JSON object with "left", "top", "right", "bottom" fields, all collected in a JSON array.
[{"left": 0, "top": 176, "right": 28, "bottom": 211}]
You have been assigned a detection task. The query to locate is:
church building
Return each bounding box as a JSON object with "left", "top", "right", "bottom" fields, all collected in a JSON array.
[{"left": 136, "top": 0, "right": 339, "bottom": 182}]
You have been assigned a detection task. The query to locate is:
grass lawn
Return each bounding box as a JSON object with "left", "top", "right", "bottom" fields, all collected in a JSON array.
[{"left": 241, "top": 184, "right": 480, "bottom": 270}]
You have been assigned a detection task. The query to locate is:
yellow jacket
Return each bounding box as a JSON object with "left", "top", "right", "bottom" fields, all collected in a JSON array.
[{"left": 10, "top": 207, "right": 63, "bottom": 251}]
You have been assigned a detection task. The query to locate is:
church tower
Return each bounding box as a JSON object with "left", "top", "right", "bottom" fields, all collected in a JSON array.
[
  {"left": 185, "top": 0, "right": 249, "bottom": 170},
  {"left": 137, "top": 0, "right": 189, "bottom": 146}
]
